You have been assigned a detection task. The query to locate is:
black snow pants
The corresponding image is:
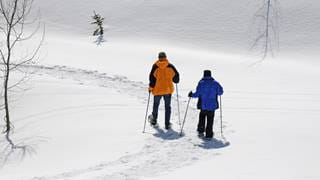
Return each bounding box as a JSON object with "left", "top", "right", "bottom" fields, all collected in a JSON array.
[{"left": 197, "top": 110, "right": 215, "bottom": 138}]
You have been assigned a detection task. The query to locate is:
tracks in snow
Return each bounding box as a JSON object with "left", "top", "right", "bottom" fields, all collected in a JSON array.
[{"left": 20, "top": 64, "right": 230, "bottom": 180}]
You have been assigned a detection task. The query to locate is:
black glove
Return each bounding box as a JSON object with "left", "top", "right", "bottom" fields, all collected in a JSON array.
[{"left": 188, "top": 91, "right": 193, "bottom": 97}]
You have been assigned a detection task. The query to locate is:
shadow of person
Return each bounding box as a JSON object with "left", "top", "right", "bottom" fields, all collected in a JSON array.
[
  {"left": 153, "top": 128, "right": 182, "bottom": 141},
  {"left": 196, "top": 137, "right": 230, "bottom": 149}
]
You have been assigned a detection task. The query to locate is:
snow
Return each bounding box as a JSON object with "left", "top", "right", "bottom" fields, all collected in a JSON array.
[
  {"left": 32, "top": 0, "right": 320, "bottom": 58},
  {"left": 1, "top": 71, "right": 145, "bottom": 178},
  {"left": 1, "top": 0, "right": 320, "bottom": 180}
]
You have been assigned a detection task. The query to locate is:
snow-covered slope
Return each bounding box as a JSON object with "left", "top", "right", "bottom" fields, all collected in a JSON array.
[
  {"left": 1, "top": 0, "right": 320, "bottom": 180},
  {"left": 33, "top": 0, "right": 320, "bottom": 58},
  {"left": 1, "top": 38, "right": 320, "bottom": 180}
]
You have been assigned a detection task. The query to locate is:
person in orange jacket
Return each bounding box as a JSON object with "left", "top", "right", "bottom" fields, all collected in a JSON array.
[{"left": 148, "top": 52, "right": 179, "bottom": 129}]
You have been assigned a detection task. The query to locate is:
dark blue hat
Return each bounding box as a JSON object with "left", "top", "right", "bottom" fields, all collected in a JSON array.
[{"left": 204, "top": 70, "right": 211, "bottom": 77}]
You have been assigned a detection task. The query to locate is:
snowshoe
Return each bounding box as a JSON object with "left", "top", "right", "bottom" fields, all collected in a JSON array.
[
  {"left": 148, "top": 114, "right": 158, "bottom": 127},
  {"left": 197, "top": 132, "right": 204, "bottom": 138},
  {"left": 203, "top": 132, "right": 214, "bottom": 141},
  {"left": 204, "top": 136, "right": 213, "bottom": 141},
  {"left": 165, "top": 123, "right": 172, "bottom": 130}
]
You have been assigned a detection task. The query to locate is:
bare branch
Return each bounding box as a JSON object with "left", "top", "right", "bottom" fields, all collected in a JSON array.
[
  {"left": 0, "top": 1, "right": 10, "bottom": 25},
  {"left": 250, "top": 30, "right": 266, "bottom": 51},
  {"left": 0, "top": 0, "right": 45, "bottom": 162},
  {"left": 8, "top": 74, "right": 30, "bottom": 90},
  {"left": 0, "top": 49, "right": 6, "bottom": 64},
  {"left": 249, "top": 0, "right": 280, "bottom": 61}
]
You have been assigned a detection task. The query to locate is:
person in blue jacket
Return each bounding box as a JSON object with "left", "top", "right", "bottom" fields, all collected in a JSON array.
[{"left": 188, "top": 70, "right": 223, "bottom": 139}]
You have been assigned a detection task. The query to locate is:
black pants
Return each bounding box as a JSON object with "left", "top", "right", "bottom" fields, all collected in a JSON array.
[
  {"left": 152, "top": 94, "right": 172, "bottom": 126},
  {"left": 197, "top": 110, "right": 215, "bottom": 138}
]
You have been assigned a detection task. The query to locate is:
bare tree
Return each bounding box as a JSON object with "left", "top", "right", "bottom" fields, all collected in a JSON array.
[
  {"left": 250, "top": 0, "right": 280, "bottom": 60},
  {"left": 0, "top": 0, "right": 44, "bottom": 159}
]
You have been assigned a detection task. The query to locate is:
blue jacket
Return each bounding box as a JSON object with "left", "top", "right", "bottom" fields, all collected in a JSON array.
[{"left": 191, "top": 77, "right": 223, "bottom": 111}]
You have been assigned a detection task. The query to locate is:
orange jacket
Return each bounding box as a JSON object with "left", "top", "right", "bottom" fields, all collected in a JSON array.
[{"left": 149, "top": 59, "right": 179, "bottom": 96}]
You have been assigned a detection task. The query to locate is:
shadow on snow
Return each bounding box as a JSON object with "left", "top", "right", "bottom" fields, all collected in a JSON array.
[
  {"left": 146, "top": 127, "right": 230, "bottom": 149},
  {"left": 152, "top": 128, "right": 183, "bottom": 141},
  {"left": 196, "top": 137, "right": 230, "bottom": 149}
]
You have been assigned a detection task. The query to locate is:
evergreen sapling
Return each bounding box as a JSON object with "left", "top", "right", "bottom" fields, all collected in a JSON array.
[{"left": 91, "top": 11, "right": 104, "bottom": 36}]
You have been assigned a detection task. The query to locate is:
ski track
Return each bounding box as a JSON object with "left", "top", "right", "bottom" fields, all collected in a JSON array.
[{"left": 20, "top": 65, "right": 230, "bottom": 180}]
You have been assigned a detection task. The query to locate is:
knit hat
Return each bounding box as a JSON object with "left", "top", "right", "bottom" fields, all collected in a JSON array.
[
  {"left": 158, "top": 52, "right": 167, "bottom": 59},
  {"left": 203, "top": 70, "right": 211, "bottom": 77}
]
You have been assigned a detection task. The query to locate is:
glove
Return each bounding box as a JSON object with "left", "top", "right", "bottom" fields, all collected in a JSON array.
[
  {"left": 188, "top": 91, "right": 193, "bottom": 97},
  {"left": 148, "top": 87, "right": 153, "bottom": 92}
]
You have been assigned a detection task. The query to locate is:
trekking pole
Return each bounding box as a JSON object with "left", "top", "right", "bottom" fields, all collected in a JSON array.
[
  {"left": 176, "top": 84, "right": 181, "bottom": 126},
  {"left": 219, "top": 95, "right": 226, "bottom": 140},
  {"left": 143, "top": 91, "right": 151, "bottom": 133},
  {"left": 180, "top": 97, "right": 191, "bottom": 136}
]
